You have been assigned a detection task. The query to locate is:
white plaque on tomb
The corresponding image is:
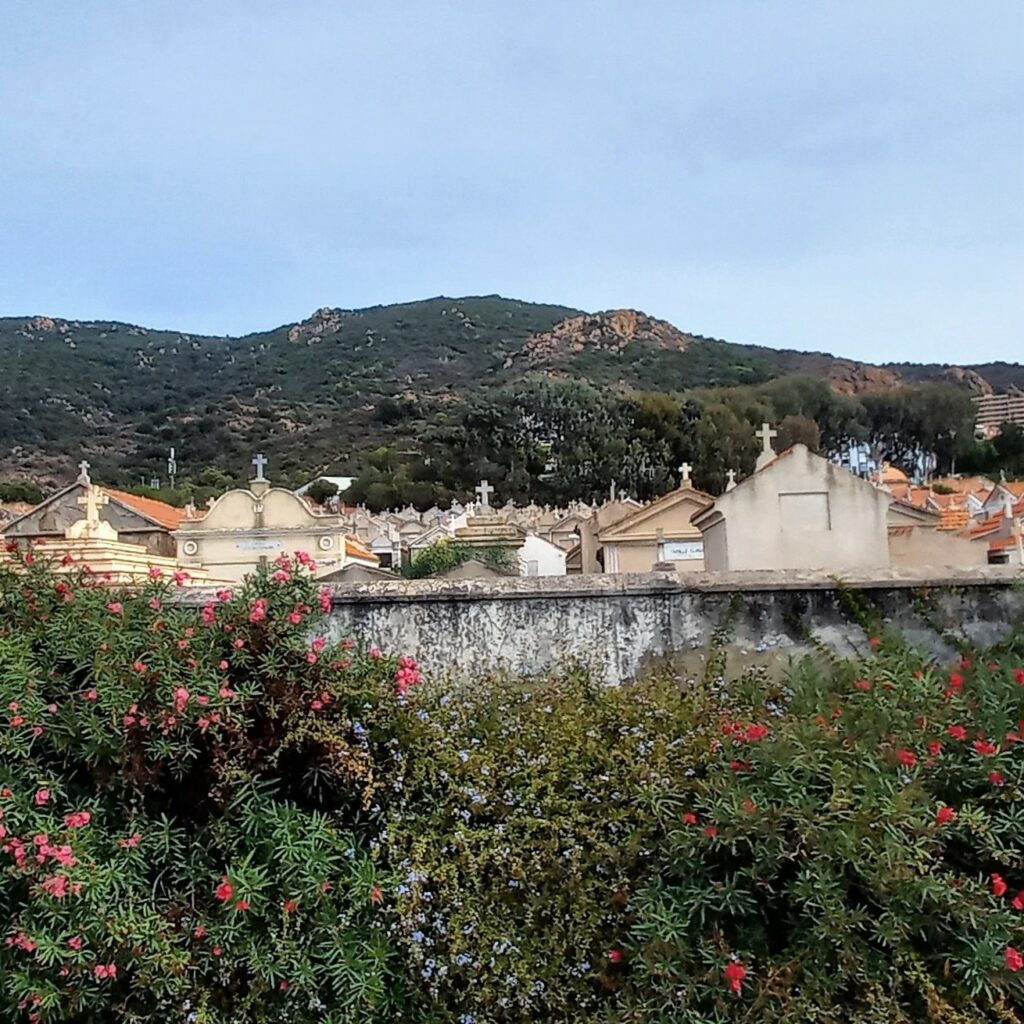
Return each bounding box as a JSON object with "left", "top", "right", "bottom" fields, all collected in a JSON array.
[
  {"left": 236, "top": 539, "right": 282, "bottom": 550},
  {"left": 662, "top": 541, "right": 704, "bottom": 561}
]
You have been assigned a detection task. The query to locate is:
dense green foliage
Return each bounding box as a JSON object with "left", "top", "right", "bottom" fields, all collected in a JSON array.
[
  {"left": 0, "top": 483, "right": 44, "bottom": 505},
  {"left": 346, "top": 375, "right": 993, "bottom": 508},
  {"left": 3, "top": 551, "right": 1024, "bottom": 1022},
  {"left": 401, "top": 539, "right": 517, "bottom": 579},
  {"left": 3, "top": 298, "right": 1021, "bottom": 505}
]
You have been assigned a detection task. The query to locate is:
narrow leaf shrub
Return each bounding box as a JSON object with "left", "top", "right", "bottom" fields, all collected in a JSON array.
[{"left": 2, "top": 546, "right": 1024, "bottom": 1023}]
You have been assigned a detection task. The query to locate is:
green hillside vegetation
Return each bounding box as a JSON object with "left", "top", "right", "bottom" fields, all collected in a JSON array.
[{"left": 1, "top": 296, "right": 1021, "bottom": 508}]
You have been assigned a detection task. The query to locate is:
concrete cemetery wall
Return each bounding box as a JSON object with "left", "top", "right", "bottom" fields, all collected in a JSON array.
[{"left": 209, "top": 567, "right": 1024, "bottom": 685}]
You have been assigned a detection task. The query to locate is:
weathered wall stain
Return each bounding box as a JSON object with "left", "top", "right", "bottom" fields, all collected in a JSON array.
[{"left": 183, "top": 568, "right": 1024, "bottom": 685}]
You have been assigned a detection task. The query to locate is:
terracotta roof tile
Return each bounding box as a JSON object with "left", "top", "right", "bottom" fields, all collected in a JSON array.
[
  {"left": 345, "top": 537, "right": 378, "bottom": 562},
  {"left": 937, "top": 508, "right": 970, "bottom": 531},
  {"left": 103, "top": 489, "right": 187, "bottom": 531}
]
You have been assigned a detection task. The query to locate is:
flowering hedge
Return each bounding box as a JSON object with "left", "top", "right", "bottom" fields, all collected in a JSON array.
[{"left": 2, "top": 547, "right": 1024, "bottom": 1023}]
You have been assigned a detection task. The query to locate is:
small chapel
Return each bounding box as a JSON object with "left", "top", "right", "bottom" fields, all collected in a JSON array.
[
  {"left": 693, "top": 424, "right": 892, "bottom": 572},
  {"left": 596, "top": 463, "right": 713, "bottom": 572},
  {"left": 173, "top": 455, "right": 379, "bottom": 582}
]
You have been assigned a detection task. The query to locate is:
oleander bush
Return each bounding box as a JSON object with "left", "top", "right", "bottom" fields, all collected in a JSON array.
[{"left": 2, "top": 546, "right": 1024, "bottom": 1023}]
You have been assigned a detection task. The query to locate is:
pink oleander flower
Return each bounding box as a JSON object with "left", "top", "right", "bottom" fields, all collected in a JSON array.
[
  {"left": 319, "top": 588, "right": 332, "bottom": 612},
  {"left": 106, "top": 602, "right": 123, "bottom": 615},
  {"left": 149, "top": 598, "right": 162, "bottom": 611},
  {"left": 148, "top": 567, "right": 163, "bottom": 579},
  {"left": 34, "top": 789, "right": 50, "bottom": 806},
  {"left": 248, "top": 598, "right": 268, "bottom": 624},
  {"left": 94, "top": 963, "right": 117, "bottom": 980},
  {"left": 201, "top": 603, "right": 216, "bottom": 624},
  {"left": 42, "top": 875, "right": 71, "bottom": 898},
  {"left": 216, "top": 588, "right": 233, "bottom": 603},
  {"left": 172, "top": 570, "right": 189, "bottom": 586},
  {"left": 174, "top": 687, "right": 190, "bottom": 713},
  {"left": 63, "top": 811, "right": 91, "bottom": 828},
  {"left": 369, "top": 645, "right": 382, "bottom": 659},
  {"left": 288, "top": 611, "right": 302, "bottom": 625},
  {"left": 935, "top": 805, "right": 956, "bottom": 826}
]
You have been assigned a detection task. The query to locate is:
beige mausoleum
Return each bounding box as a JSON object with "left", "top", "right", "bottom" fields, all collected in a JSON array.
[
  {"left": 173, "top": 455, "right": 378, "bottom": 582},
  {"left": 694, "top": 440, "right": 892, "bottom": 572}
]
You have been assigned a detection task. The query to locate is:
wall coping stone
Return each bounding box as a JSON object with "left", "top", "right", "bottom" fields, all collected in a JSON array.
[{"left": 178, "top": 566, "right": 1022, "bottom": 606}]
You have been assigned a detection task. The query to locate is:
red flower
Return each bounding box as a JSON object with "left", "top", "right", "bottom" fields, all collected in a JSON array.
[
  {"left": 68, "top": 936, "right": 83, "bottom": 950},
  {"left": 1007, "top": 946, "right": 1024, "bottom": 972},
  {"left": 283, "top": 900, "right": 298, "bottom": 914},
  {"left": 215, "top": 879, "right": 234, "bottom": 902},
  {"left": 947, "top": 672, "right": 964, "bottom": 693},
  {"left": 935, "top": 806, "right": 956, "bottom": 826},
  {"left": 681, "top": 812, "right": 698, "bottom": 825},
  {"left": 993, "top": 873, "right": 1008, "bottom": 897},
  {"left": 989, "top": 771, "right": 1006, "bottom": 787},
  {"left": 868, "top": 636, "right": 881, "bottom": 649},
  {"left": 927, "top": 741, "right": 942, "bottom": 756},
  {"left": 852, "top": 678, "right": 871, "bottom": 692},
  {"left": 106, "top": 602, "right": 123, "bottom": 616},
  {"left": 974, "top": 739, "right": 998, "bottom": 755},
  {"left": 724, "top": 961, "right": 747, "bottom": 993},
  {"left": 896, "top": 749, "right": 917, "bottom": 768},
  {"left": 34, "top": 789, "right": 50, "bottom": 806},
  {"left": 1013, "top": 668, "right": 1024, "bottom": 685},
  {"left": 946, "top": 725, "right": 967, "bottom": 741},
  {"left": 63, "top": 811, "right": 91, "bottom": 828},
  {"left": 745, "top": 724, "right": 769, "bottom": 742},
  {"left": 193, "top": 926, "right": 207, "bottom": 939},
  {"left": 607, "top": 949, "right": 623, "bottom": 964},
  {"left": 370, "top": 885, "right": 383, "bottom": 904},
  {"left": 704, "top": 825, "right": 718, "bottom": 839},
  {"left": 234, "top": 899, "right": 250, "bottom": 912},
  {"left": 1012, "top": 892, "right": 1024, "bottom": 911},
  {"left": 212, "top": 945, "right": 223, "bottom": 957}
]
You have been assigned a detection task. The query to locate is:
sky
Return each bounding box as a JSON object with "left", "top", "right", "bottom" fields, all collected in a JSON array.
[{"left": 1, "top": 1, "right": 1021, "bottom": 364}]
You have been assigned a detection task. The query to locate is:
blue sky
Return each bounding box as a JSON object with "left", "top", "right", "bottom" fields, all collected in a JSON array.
[{"left": 1, "top": 1, "right": 1020, "bottom": 363}]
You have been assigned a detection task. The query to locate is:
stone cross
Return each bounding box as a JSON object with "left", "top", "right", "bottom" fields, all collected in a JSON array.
[
  {"left": 755, "top": 422, "right": 778, "bottom": 455},
  {"left": 726, "top": 469, "right": 737, "bottom": 489},
  {"left": 678, "top": 462, "right": 692, "bottom": 484},
  {"left": 474, "top": 479, "right": 494, "bottom": 511},
  {"left": 251, "top": 453, "right": 268, "bottom": 481},
  {"left": 77, "top": 460, "right": 91, "bottom": 482},
  {"left": 77, "top": 484, "right": 109, "bottom": 526}
]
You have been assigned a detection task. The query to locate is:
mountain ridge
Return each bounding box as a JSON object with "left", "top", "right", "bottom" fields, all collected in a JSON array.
[{"left": 1, "top": 295, "right": 1021, "bottom": 488}]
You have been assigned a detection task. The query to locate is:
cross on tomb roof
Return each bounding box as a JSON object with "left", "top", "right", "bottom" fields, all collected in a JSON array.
[
  {"left": 77, "top": 459, "right": 91, "bottom": 482},
  {"left": 474, "top": 479, "right": 494, "bottom": 511},
  {"left": 251, "top": 453, "right": 268, "bottom": 481},
  {"left": 678, "top": 462, "right": 692, "bottom": 484},
  {"left": 755, "top": 422, "right": 778, "bottom": 454},
  {"left": 77, "top": 484, "right": 109, "bottom": 526}
]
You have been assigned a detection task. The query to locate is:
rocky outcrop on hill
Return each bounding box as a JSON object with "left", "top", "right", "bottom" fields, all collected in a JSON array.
[
  {"left": 287, "top": 307, "right": 349, "bottom": 344},
  {"left": 938, "top": 366, "right": 994, "bottom": 395},
  {"left": 522, "top": 309, "right": 698, "bottom": 366},
  {"left": 822, "top": 359, "right": 904, "bottom": 395}
]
